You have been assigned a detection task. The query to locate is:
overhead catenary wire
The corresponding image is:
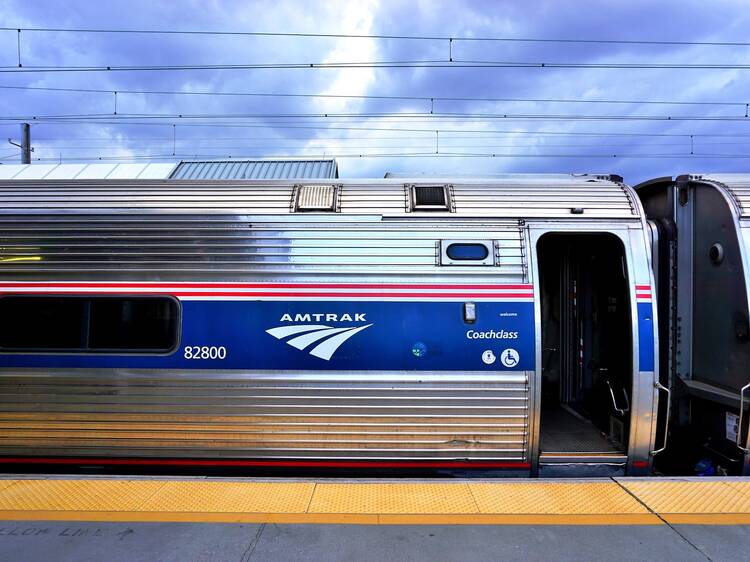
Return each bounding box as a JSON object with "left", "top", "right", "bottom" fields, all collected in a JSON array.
[
  {"left": 29, "top": 141, "right": 750, "bottom": 150},
  {"left": 3, "top": 26, "right": 750, "bottom": 48},
  {"left": 25, "top": 134, "right": 750, "bottom": 142},
  {"left": 0, "top": 84, "right": 745, "bottom": 108},
  {"left": 25, "top": 151, "right": 750, "bottom": 162},
  {"left": 4, "top": 111, "right": 750, "bottom": 122},
  {"left": 5, "top": 28, "right": 750, "bottom": 167},
  {"left": 10, "top": 119, "right": 750, "bottom": 137},
  {"left": 6, "top": 59, "right": 750, "bottom": 73}
]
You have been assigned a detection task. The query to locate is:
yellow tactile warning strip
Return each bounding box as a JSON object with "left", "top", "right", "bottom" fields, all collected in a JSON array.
[
  {"left": 0, "top": 477, "right": 749, "bottom": 525},
  {"left": 309, "top": 483, "right": 478, "bottom": 514},
  {"left": 618, "top": 479, "right": 750, "bottom": 525}
]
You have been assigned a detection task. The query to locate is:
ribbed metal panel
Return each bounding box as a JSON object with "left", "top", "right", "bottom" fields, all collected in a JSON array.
[
  {"left": 451, "top": 182, "right": 634, "bottom": 217},
  {"left": 0, "top": 371, "right": 528, "bottom": 460},
  {"left": 0, "top": 177, "right": 637, "bottom": 218},
  {"left": 694, "top": 174, "right": 750, "bottom": 218},
  {"left": 0, "top": 217, "right": 525, "bottom": 279},
  {"left": 170, "top": 160, "right": 338, "bottom": 180},
  {"left": 296, "top": 184, "right": 337, "bottom": 211}
]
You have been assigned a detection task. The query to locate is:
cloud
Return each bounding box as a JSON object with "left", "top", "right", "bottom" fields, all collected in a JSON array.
[{"left": 1, "top": 0, "right": 750, "bottom": 183}]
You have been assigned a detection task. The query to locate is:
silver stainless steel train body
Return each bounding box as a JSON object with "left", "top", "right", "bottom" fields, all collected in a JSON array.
[
  {"left": 636, "top": 174, "right": 750, "bottom": 476},
  {"left": 0, "top": 174, "right": 660, "bottom": 477}
]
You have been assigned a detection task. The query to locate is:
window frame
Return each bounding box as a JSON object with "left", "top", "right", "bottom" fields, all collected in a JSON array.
[
  {"left": 409, "top": 184, "right": 453, "bottom": 212},
  {"left": 0, "top": 293, "right": 182, "bottom": 356},
  {"left": 440, "top": 240, "right": 495, "bottom": 266},
  {"left": 293, "top": 184, "right": 340, "bottom": 212}
]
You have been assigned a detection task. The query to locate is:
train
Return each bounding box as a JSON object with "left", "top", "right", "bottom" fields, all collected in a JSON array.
[{"left": 0, "top": 170, "right": 747, "bottom": 477}]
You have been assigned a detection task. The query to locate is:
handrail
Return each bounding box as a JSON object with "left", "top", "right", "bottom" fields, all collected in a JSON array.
[
  {"left": 737, "top": 382, "right": 750, "bottom": 454},
  {"left": 606, "top": 380, "right": 630, "bottom": 415},
  {"left": 651, "top": 381, "right": 671, "bottom": 456}
]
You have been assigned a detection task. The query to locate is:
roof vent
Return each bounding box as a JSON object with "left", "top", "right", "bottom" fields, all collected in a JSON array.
[
  {"left": 294, "top": 184, "right": 339, "bottom": 212},
  {"left": 410, "top": 184, "right": 451, "bottom": 211}
]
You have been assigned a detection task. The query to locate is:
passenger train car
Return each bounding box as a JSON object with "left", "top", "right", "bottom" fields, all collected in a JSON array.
[
  {"left": 637, "top": 174, "right": 750, "bottom": 476},
  {"left": 0, "top": 173, "right": 664, "bottom": 477}
]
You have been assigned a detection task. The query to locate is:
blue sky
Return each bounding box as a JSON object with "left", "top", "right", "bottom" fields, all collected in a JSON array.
[{"left": 1, "top": 0, "right": 750, "bottom": 183}]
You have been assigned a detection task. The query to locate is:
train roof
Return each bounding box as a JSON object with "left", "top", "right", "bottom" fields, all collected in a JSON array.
[
  {"left": 636, "top": 174, "right": 750, "bottom": 219},
  {"left": 682, "top": 174, "right": 750, "bottom": 219},
  {"left": 0, "top": 173, "right": 640, "bottom": 220}
]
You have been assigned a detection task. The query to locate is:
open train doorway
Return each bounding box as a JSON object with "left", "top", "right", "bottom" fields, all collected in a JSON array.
[{"left": 537, "top": 233, "right": 633, "bottom": 476}]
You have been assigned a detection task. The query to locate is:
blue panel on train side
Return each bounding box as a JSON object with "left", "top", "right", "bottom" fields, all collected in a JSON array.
[
  {"left": 0, "top": 300, "right": 535, "bottom": 371},
  {"left": 637, "top": 302, "right": 655, "bottom": 372}
]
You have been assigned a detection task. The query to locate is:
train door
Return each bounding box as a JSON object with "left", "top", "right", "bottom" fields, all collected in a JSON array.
[{"left": 535, "top": 233, "right": 633, "bottom": 476}]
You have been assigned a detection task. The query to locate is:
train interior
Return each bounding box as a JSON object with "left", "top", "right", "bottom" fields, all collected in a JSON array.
[{"left": 537, "top": 233, "right": 633, "bottom": 464}]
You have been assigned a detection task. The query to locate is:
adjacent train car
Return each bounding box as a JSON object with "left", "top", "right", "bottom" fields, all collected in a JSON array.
[
  {"left": 0, "top": 174, "right": 662, "bottom": 476},
  {"left": 636, "top": 174, "right": 750, "bottom": 475}
]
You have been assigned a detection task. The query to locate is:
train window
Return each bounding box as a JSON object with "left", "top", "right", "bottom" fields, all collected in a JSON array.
[
  {"left": 440, "top": 240, "right": 494, "bottom": 266},
  {"left": 0, "top": 297, "right": 88, "bottom": 350},
  {"left": 0, "top": 295, "right": 179, "bottom": 353},
  {"left": 410, "top": 185, "right": 451, "bottom": 211},
  {"left": 446, "top": 243, "right": 490, "bottom": 261}
]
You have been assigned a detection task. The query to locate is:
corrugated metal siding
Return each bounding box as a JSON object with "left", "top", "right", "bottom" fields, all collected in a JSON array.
[
  {"left": 0, "top": 177, "right": 638, "bottom": 218},
  {"left": 694, "top": 174, "right": 750, "bottom": 218},
  {"left": 450, "top": 181, "right": 634, "bottom": 217},
  {"left": 170, "top": 159, "right": 338, "bottom": 180},
  {"left": 0, "top": 372, "right": 529, "bottom": 461},
  {"left": 0, "top": 217, "right": 525, "bottom": 279}
]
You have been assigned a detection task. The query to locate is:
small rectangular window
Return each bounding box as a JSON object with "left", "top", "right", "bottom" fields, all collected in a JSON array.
[
  {"left": 440, "top": 240, "right": 495, "bottom": 266},
  {"left": 410, "top": 185, "right": 451, "bottom": 211},
  {"left": 0, "top": 295, "right": 180, "bottom": 353},
  {"left": 447, "top": 243, "right": 490, "bottom": 261}
]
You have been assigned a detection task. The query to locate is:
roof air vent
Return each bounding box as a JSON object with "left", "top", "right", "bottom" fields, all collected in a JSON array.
[
  {"left": 410, "top": 184, "right": 451, "bottom": 211},
  {"left": 294, "top": 184, "right": 339, "bottom": 212}
]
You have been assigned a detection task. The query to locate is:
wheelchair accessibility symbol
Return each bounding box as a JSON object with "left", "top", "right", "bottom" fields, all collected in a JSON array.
[{"left": 500, "top": 348, "right": 520, "bottom": 368}]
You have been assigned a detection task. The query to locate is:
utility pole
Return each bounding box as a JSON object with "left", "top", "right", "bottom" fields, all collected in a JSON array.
[
  {"left": 20, "top": 123, "right": 30, "bottom": 164},
  {"left": 7, "top": 123, "right": 32, "bottom": 164}
]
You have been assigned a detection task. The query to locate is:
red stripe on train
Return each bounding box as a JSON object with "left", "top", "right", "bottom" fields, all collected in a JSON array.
[
  {"left": 0, "top": 282, "right": 534, "bottom": 290},
  {"left": 0, "top": 457, "right": 531, "bottom": 469},
  {"left": 0, "top": 290, "right": 536, "bottom": 299}
]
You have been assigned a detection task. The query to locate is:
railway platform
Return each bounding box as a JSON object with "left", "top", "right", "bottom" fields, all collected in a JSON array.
[{"left": 0, "top": 475, "right": 749, "bottom": 561}]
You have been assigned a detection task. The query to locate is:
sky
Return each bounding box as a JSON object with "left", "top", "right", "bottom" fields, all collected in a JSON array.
[{"left": 1, "top": 0, "right": 750, "bottom": 184}]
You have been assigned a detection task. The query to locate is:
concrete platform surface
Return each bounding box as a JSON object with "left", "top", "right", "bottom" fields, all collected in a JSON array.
[
  {"left": 0, "top": 475, "right": 749, "bottom": 560},
  {"left": 0, "top": 521, "right": 748, "bottom": 561}
]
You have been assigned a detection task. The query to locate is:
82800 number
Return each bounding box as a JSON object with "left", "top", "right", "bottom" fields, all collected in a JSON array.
[{"left": 183, "top": 346, "right": 227, "bottom": 360}]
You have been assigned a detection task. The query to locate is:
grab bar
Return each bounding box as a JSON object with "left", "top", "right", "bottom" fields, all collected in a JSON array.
[
  {"left": 737, "top": 382, "right": 750, "bottom": 454},
  {"left": 651, "top": 381, "right": 671, "bottom": 456},
  {"left": 606, "top": 380, "right": 630, "bottom": 415}
]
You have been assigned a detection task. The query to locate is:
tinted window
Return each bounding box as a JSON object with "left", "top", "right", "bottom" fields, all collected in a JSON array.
[
  {"left": 0, "top": 296, "right": 179, "bottom": 353},
  {"left": 446, "top": 243, "right": 490, "bottom": 261},
  {"left": 0, "top": 297, "right": 88, "bottom": 350}
]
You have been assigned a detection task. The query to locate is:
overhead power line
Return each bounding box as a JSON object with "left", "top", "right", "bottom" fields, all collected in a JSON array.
[
  {"left": 0, "top": 84, "right": 745, "bottom": 108},
  {"left": 5, "top": 59, "right": 750, "bottom": 73},
  {"left": 3, "top": 26, "right": 750, "bottom": 47},
  {"left": 25, "top": 151, "right": 750, "bottom": 162},
  {"left": 13, "top": 119, "right": 750, "bottom": 137},
  {"left": 22, "top": 139, "right": 694, "bottom": 147},
  {"left": 3, "top": 111, "right": 750, "bottom": 122}
]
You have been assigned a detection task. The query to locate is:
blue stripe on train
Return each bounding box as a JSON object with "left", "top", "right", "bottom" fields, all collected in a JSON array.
[
  {"left": 637, "top": 302, "right": 655, "bottom": 372},
  {"left": 0, "top": 300, "right": 536, "bottom": 371}
]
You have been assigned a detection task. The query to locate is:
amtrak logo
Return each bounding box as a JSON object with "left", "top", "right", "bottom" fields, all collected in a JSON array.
[{"left": 265, "top": 318, "right": 373, "bottom": 361}]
